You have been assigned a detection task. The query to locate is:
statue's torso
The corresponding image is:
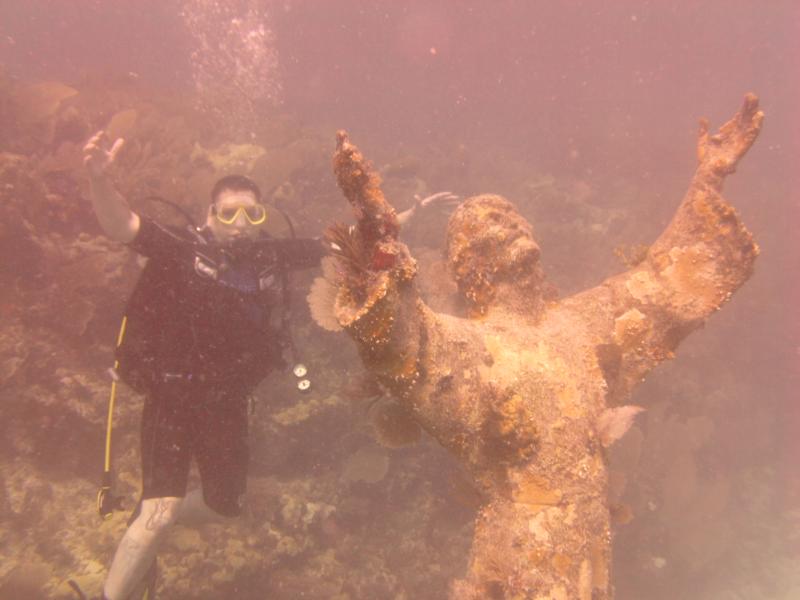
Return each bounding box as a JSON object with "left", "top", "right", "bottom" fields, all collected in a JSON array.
[{"left": 417, "top": 305, "right": 610, "bottom": 491}]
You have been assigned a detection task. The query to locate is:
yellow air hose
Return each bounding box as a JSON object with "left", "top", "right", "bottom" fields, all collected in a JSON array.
[{"left": 97, "top": 315, "right": 127, "bottom": 519}]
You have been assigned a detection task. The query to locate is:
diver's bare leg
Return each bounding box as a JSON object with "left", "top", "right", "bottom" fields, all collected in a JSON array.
[
  {"left": 176, "top": 488, "right": 234, "bottom": 527},
  {"left": 103, "top": 497, "right": 180, "bottom": 600}
]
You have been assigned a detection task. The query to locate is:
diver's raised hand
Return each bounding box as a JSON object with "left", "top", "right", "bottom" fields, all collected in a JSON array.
[
  {"left": 82, "top": 130, "right": 139, "bottom": 242},
  {"left": 696, "top": 93, "right": 763, "bottom": 182},
  {"left": 83, "top": 130, "right": 124, "bottom": 179},
  {"left": 416, "top": 191, "right": 460, "bottom": 209},
  {"left": 397, "top": 191, "right": 460, "bottom": 226}
]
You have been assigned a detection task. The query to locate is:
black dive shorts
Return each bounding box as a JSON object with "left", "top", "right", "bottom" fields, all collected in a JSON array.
[{"left": 140, "top": 378, "right": 249, "bottom": 517}]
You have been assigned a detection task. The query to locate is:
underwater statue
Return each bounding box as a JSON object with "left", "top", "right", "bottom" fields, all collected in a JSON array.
[{"left": 324, "top": 94, "right": 762, "bottom": 599}]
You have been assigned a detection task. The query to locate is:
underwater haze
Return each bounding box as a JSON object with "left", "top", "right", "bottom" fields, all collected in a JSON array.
[{"left": 0, "top": 1, "right": 797, "bottom": 599}]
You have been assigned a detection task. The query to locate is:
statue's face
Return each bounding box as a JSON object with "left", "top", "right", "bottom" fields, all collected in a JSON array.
[
  {"left": 493, "top": 211, "right": 541, "bottom": 273},
  {"left": 446, "top": 195, "right": 543, "bottom": 311}
]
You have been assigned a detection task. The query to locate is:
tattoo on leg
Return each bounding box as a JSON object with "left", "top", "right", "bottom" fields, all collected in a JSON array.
[{"left": 145, "top": 499, "right": 173, "bottom": 531}]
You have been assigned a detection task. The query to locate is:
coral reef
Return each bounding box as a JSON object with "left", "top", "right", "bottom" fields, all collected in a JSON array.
[{"left": 328, "top": 96, "right": 762, "bottom": 598}]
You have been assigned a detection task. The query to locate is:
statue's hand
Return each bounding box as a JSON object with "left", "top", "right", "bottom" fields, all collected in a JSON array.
[
  {"left": 334, "top": 130, "right": 398, "bottom": 239},
  {"left": 696, "top": 93, "right": 763, "bottom": 178},
  {"left": 333, "top": 131, "right": 403, "bottom": 273},
  {"left": 83, "top": 130, "right": 124, "bottom": 180},
  {"left": 329, "top": 132, "right": 417, "bottom": 315}
]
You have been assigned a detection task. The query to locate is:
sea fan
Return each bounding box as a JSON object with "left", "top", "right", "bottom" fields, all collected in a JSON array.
[{"left": 307, "top": 257, "right": 343, "bottom": 332}]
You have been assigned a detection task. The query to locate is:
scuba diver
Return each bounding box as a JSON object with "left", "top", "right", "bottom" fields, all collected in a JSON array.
[{"left": 75, "top": 130, "right": 456, "bottom": 600}]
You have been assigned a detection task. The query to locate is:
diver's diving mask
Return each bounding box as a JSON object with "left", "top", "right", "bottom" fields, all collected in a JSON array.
[{"left": 212, "top": 203, "right": 268, "bottom": 225}]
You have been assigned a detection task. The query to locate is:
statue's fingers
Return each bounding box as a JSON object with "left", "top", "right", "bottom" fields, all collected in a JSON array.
[
  {"left": 336, "top": 129, "right": 357, "bottom": 156},
  {"left": 740, "top": 93, "right": 760, "bottom": 125},
  {"left": 738, "top": 110, "right": 763, "bottom": 155},
  {"left": 696, "top": 118, "right": 711, "bottom": 164},
  {"left": 739, "top": 94, "right": 764, "bottom": 145},
  {"left": 336, "top": 139, "right": 365, "bottom": 173},
  {"left": 723, "top": 94, "right": 763, "bottom": 155},
  {"left": 717, "top": 94, "right": 763, "bottom": 145},
  {"left": 698, "top": 95, "right": 765, "bottom": 172},
  {"left": 749, "top": 109, "right": 765, "bottom": 141},
  {"left": 698, "top": 118, "right": 710, "bottom": 139}
]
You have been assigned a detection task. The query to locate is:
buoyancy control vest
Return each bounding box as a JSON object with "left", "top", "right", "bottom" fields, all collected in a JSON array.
[{"left": 115, "top": 223, "right": 293, "bottom": 394}]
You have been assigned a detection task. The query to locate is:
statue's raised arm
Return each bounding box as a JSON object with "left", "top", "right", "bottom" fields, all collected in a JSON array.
[
  {"left": 565, "top": 94, "right": 762, "bottom": 403},
  {"left": 327, "top": 131, "right": 433, "bottom": 398}
]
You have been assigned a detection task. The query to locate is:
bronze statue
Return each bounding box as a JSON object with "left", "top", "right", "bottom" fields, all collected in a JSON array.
[{"left": 325, "top": 95, "right": 762, "bottom": 599}]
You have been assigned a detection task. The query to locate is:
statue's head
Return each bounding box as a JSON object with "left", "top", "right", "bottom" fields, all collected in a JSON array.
[{"left": 446, "top": 194, "right": 548, "bottom": 316}]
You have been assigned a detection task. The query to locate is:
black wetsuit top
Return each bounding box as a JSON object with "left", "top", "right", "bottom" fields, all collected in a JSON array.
[{"left": 117, "top": 216, "right": 325, "bottom": 393}]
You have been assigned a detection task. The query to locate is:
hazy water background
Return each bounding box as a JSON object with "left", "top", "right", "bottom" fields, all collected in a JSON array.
[{"left": 0, "top": 1, "right": 797, "bottom": 599}]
